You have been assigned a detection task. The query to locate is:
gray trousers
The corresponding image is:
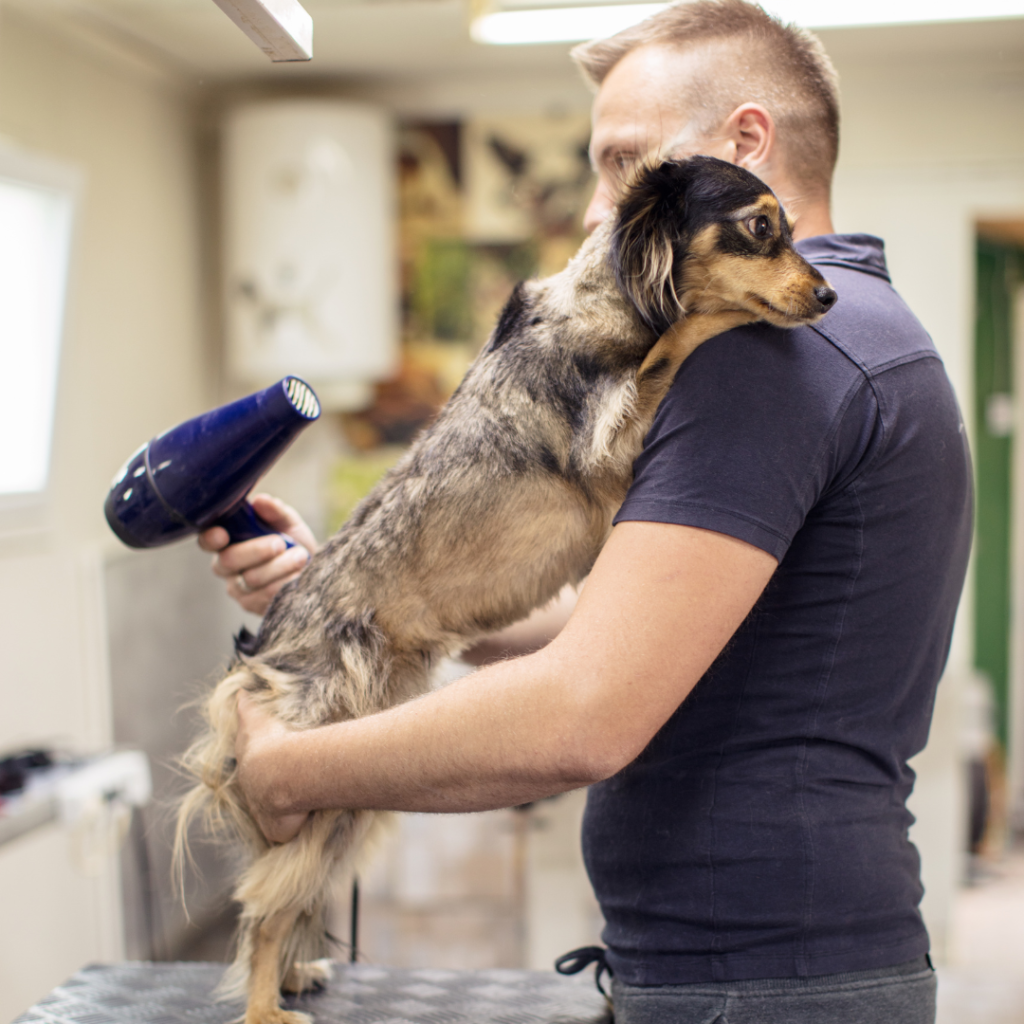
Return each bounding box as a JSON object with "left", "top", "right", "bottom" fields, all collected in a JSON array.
[{"left": 611, "top": 956, "right": 936, "bottom": 1024}]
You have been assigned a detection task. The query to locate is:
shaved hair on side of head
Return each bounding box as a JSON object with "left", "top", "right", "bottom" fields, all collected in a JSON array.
[{"left": 571, "top": 0, "right": 840, "bottom": 197}]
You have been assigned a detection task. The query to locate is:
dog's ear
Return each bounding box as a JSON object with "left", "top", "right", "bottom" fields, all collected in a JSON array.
[{"left": 610, "top": 159, "right": 694, "bottom": 336}]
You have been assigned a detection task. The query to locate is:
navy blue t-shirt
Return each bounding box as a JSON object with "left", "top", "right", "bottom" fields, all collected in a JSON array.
[{"left": 582, "top": 234, "right": 973, "bottom": 984}]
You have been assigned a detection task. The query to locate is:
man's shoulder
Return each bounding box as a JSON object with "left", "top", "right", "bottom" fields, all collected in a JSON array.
[
  {"left": 808, "top": 262, "right": 938, "bottom": 377},
  {"left": 686, "top": 259, "right": 938, "bottom": 393},
  {"left": 792, "top": 233, "right": 938, "bottom": 376},
  {"left": 664, "top": 260, "right": 947, "bottom": 459}
]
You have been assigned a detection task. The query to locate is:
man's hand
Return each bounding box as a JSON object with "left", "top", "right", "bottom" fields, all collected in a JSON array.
[
  {"left": 235, "top": 690, "right": 310, "bottom": 844},
  {"left": 199, "top": 494, "right": 317, "bottom": 615}
]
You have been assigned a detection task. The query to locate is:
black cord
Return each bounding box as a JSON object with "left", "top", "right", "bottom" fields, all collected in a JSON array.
[
  {"left": 349, "top": 876, "right": 360, "bottom": 963},
  {"left": 555, "top": 946, "right": 613, "bottom": 998}
]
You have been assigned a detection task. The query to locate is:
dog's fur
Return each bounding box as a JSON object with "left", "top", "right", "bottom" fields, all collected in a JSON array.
[{"left": 176, "top": 155, "right": 835, "bottom": 1024}]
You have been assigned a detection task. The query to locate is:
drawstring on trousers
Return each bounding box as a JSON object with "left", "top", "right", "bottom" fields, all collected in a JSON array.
[{"left": 555, "top": 945, "right": 614, "bottom": 999}]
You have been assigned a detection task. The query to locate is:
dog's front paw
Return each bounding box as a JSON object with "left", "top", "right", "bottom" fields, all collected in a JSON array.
[
  {"left": 281, "top": 959, "right": 333, "bottom": 995},
  {"left": 245, "top": 1008, "right": 313, "bottom": 1024}
]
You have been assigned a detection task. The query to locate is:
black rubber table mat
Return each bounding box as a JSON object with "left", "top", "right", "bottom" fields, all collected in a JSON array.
[{"left": 13, "top": 962, "right": 611, "bottom": 1024}]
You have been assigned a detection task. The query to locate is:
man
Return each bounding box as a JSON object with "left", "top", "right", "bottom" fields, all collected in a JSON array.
[{"left": 201, "top": 3, "right": 972, "bottom": 1020}]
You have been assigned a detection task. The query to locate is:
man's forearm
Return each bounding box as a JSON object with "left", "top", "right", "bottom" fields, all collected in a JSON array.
[
  {"left": 244, "top": 646, "right": 615, "bottom": 819},
  {"left": 236, "top": 522, "right": 778, "bottom": 831}
]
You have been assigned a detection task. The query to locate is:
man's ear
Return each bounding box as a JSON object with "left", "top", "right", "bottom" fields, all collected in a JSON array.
[
  {"left": 610, "top": 159, "right": 690, "bottom": 336},
  {"left": 719, "top": 104, "right": 774, "bottom": 172}
]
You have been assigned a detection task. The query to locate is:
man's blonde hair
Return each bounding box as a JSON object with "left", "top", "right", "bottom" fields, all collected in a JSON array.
[{"left": 571, "top": 0, "right": 840, "bottom": 195}]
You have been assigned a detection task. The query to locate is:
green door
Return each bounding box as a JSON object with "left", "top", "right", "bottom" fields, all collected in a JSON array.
[{"left": 974, "top": 238, "right": 1024, "bottom": 751}]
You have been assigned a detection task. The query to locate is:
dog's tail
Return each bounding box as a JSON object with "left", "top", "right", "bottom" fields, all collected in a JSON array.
[{"left": 173, "top": 662, "right": 266, "bottom": 901}]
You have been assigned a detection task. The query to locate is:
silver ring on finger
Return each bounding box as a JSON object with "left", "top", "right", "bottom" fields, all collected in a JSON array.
[{"left": 236, "top": 573, "right": 254, "bottom": 595}]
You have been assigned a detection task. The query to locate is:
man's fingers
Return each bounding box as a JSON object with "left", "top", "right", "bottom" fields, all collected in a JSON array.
[
  {"left": 235, "top": 692, "right": 308, "bottom": 844},
  {"left": 227, "top": 566, "right": 306, "bottom": 615},
  {"left": 262, "top": 810, "right": 309, "bottom": 845},
  {"left": 198, "top": 525, "right": 230, "bottom": 553},
  {"left": 199, "top": 493, "right": 318, "bottom": 614},
  {"left": 249, "top": 494, "right": 319, "bottom": 554},
  {"left": 247, "top": 493, "right": 295, "bottom": 531},
  {"left": 231, "top": 587, "right": 275, "bottom": 616},
  {"left": 209, "top": 535, "right": 310, "bottom": 615},
  {"left": 199, "top": 501, "right": 316, "bottom": 567},
  {"left": 211, "top": 534, "right": 288, "bottom": 577},
  {"left": 236, "top": 689, "right": 275, "bottom": 737},
  {"left": 229, "top": 546, "right": 310, "bottom": 592}
]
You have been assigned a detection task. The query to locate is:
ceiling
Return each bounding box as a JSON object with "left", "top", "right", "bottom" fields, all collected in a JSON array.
[{"left": 7, "top": 0, "right": 1024, "bottom": 85}]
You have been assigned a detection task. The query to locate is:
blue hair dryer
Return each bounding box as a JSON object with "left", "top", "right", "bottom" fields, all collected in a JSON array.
[{"left": 105, "top": 376, "right": 321, "bottom": 549}]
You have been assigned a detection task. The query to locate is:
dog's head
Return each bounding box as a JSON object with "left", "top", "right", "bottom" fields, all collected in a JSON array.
[{"left": 610, "top": 155, "right": 837, "bottom": 336}]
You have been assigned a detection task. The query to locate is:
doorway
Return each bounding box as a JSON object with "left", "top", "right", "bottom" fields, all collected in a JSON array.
[{"left": 974, "top": 225, "right": 1024, "bottom": 839}]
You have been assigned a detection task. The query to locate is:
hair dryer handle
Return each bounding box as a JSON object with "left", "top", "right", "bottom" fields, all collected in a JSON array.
[{"left": 216, "top": 502, "right": 296, "bottom": 549}]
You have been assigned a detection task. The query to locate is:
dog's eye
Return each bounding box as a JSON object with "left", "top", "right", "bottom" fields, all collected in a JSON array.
[{"left": 747, "top": 215, "right": 772, "bottom": 239}]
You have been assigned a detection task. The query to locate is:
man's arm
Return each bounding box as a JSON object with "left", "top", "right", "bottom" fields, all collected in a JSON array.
[{"left": 235, "top": 520, "right": 777, "bottom": 843}]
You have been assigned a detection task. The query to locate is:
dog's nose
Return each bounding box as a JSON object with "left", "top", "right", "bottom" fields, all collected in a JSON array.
[{"left": 815, "top": 285, "right": 837, "bottom": 310}]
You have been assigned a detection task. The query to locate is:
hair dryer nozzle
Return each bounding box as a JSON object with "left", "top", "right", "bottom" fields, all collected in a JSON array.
[{"left": 105, "top": 376, "right": 320, "bottom": 549}]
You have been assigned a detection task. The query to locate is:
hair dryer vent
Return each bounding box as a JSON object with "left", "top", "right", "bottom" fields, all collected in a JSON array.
[{"left": 285, "top": 376, "right": 320, "bottom": 420}]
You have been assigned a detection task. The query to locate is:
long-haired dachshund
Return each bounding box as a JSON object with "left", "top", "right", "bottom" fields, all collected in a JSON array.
[{"left": 176, "top": 155, "right": 837, "bottom": 1024}]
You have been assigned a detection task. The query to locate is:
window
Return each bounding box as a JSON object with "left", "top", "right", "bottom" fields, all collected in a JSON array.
[{"left": 0, "top": 143, "right": 78, "bottom": 530}]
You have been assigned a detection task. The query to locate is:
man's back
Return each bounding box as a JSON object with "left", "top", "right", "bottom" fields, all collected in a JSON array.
[{"left": 583, "top": 234, "right": 973, "bottom": 983}]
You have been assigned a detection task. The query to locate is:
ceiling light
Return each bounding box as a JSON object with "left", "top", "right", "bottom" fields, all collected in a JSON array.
[
  {"left": 773, "top": 0, "right": 1024, "bottom": 28},
  {"left": 210, "top": 0, "right": 313, "bottom": 62},
  {"left": 470, "top": 0, "right": 1024, "bottom": 45},
  {"left": 471, "top": 1, "right": 664, "bottom": 44}
]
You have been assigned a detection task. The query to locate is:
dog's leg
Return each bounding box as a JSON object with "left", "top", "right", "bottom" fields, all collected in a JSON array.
[
  {"left": 223, "top": 809, "right": 378, "bottom": 1021},
  {"left": 633, "top": 309, "right": 756, "bottom": 420},
  {"left": 245, "top": 907, "right": 308, "bottom": 1024},
  {"left": 586, "top": 310, "right": 758, "bottom": 487}
]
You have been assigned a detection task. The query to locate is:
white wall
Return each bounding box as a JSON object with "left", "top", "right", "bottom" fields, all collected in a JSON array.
[
  {"left": 830, "top": 47, "right": 1024, "bottom": 960},
  {"left": 0, "top": 9, "right": 212, "bottom": 1018}
]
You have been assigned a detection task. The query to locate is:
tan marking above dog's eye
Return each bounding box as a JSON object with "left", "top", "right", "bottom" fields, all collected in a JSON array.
[{"left": 746, "top": 215, "right": 772, "bottom": 240}]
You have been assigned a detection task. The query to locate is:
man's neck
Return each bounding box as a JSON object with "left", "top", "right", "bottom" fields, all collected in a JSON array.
[
  {"left": 791, "top": 204, "right": 835, "bottom": 241},
  {"left": 775, "top": 186, "right": 834, "bottom": 241}
]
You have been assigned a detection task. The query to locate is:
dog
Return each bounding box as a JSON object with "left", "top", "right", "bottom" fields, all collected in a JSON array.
[{"left": 176, "top": 154, "right": 837, "bottom": 1024}]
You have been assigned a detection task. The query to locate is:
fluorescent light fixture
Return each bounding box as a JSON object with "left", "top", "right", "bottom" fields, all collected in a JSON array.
[
  {"left": 210, "top": 0, "right": 313, "bottom": 61},
  {"left": 772, "top": 0, "right": 1024, "bottom": 28},
  {"left": 472, "top": 2, "right": 663, "bottom": 43},
  {"left": 471, "top": 0, "right": 1024, "bottom": 45}
]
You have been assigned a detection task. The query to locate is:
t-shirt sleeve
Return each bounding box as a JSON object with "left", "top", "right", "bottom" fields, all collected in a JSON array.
[{"left": 613, "top": 323, "right": 879, "bottom": 562}]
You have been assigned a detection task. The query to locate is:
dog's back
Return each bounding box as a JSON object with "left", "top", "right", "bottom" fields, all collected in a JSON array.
[{"left": 245, "top": 217, "right": 658, "bottom": 718}]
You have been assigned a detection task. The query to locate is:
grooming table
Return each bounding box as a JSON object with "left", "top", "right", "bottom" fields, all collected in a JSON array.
[{"left": 14, "top": 962, "right": 611, "bottom": 1024}]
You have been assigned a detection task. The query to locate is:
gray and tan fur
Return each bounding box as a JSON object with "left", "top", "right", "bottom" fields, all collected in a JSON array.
[{"left": 176, "top": 155, "right": 836, "bottom": 1024}]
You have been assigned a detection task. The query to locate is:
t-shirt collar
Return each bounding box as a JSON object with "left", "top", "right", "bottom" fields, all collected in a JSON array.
[{"left": 794, "top": 234, "right": 890, "bottom": 282}]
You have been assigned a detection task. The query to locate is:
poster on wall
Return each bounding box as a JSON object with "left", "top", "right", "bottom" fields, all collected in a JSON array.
[
  {"left": 463, "top": 111, "right": 593, "bottom": 253},
  {"left": 330, "top": 111, "right": 594, "bottom": 530}
]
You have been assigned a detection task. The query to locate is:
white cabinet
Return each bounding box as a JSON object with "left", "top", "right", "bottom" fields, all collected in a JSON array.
[{"left": 223, "top": 101, "right": 397, "bottom": 409}]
